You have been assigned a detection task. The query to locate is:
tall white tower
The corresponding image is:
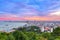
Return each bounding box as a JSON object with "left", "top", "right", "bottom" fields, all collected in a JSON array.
[{"left": 40, "top": 26, "right": 44, "bottom": 32}]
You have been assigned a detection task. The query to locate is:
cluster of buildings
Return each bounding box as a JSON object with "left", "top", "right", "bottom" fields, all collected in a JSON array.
[
  {"left": 24, "top": 21, "right": 60, "bottom": 32},
  {"left": 0, "top": 21, "right": 60, "bottom": 33}
]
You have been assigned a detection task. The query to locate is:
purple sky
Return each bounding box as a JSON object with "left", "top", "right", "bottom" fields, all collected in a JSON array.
[{"left": 0, "top": 0, "right": 60, "bottom": 21}]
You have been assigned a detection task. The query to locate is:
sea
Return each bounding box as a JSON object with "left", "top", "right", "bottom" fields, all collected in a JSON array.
[{"left": 0, "top": 21, "right": 27, "bottom": 32}]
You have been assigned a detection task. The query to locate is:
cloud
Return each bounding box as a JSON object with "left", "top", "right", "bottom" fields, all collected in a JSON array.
[
  {"left": 49, "top": 10, "right": 60, "bottom": 16},
  {"left": 23, "top": 16, "right": 60, "bottom": 21},
  {"left": 15, "top": 7, "right": 40, "bottom": 16},
  {"left": 0, "top": 0, "right": 60, "bottom": 21},
  {"left": 0, "top": 0, "right": 60, "bottom": 16},
  {"left": 0, "top": 12, "right": 18, "bottom": 17},
  {"left": 0, "top": 15, "right": 60, "bottom": 21}
]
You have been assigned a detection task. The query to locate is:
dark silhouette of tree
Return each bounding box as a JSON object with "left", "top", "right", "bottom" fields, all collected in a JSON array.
[{"left": 53, "top": 27, "right": 60, "bottom": 36}]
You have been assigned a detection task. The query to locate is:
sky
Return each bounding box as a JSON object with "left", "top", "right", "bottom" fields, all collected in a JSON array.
[{"left": 0, "top": 0, "right": 60, "bottom": 21}]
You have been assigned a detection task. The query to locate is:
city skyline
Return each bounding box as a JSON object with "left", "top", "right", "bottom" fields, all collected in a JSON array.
[{"left": 0, "top": 0, "right": 60, "bottom": 21}]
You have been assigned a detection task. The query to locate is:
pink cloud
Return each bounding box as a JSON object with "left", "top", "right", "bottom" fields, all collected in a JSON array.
[
  {"left": 0, "top": 16, "right": 60, "bottom": 21},
  {"left": 49, "top": 11, "right": 60, "bottom": 16},
  {"left": 0, "top": 10, "right": 60, "bottom": 21}
]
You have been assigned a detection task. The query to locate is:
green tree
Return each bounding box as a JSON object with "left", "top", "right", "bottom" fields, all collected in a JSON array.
[
  {"left": 53, "top": 27, "right": 60, "bottom": 36},
  {"left": 6, "top": 34, "right": 15, "bottom": 40},
  {"left": 29, "top": 26, "right": 41, "bottom": 33},
  {"left": 41, "top": 32, "right": 52, "bottom": 40},
  {"left": 55, "top": 36, "right": 60, "bottom": 40},
  {"left": 12, "top": 31, "right": 29, "bottom": 40},
  {"left": 0, "top": 32, "right": 7, "bottom": 40}
]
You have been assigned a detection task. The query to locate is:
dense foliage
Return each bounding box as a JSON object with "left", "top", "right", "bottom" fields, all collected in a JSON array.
[{"left": 0, "top": 26, "right": 60, "bottom": 40}]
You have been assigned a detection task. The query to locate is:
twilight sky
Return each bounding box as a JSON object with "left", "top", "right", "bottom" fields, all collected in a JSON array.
[{"left": 0, "top": 0, "right": 60, "bottom": 21}]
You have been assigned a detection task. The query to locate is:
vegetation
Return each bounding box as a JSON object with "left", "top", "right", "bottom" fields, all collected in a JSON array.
[
  {"left": 0, "top": 26, "right": 60, "bottom": 40},
  {"left": 52, "top": 27, "right": 60, "bottom": 36}
]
